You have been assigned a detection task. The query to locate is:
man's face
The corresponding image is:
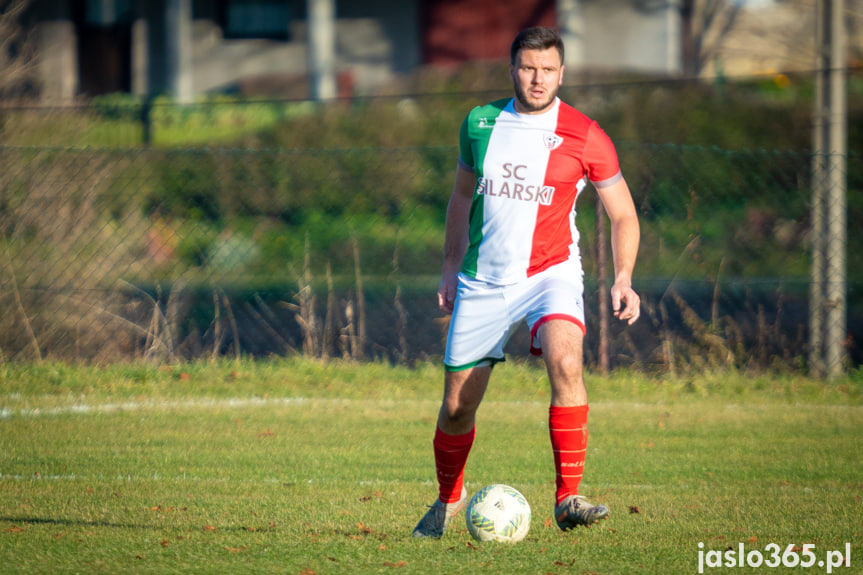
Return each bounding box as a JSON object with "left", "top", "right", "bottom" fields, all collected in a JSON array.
[{"left": 510, "top": 47, "right": 564, "bottom": 115}]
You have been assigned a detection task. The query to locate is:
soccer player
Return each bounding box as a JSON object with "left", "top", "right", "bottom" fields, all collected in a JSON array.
[{"left": 412, "top": 26, "right": 641, "bottom": 538}]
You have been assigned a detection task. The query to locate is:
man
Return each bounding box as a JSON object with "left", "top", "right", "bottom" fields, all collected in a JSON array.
[{"left": 412, "top": 26, "right": 641, "bottom": 539}]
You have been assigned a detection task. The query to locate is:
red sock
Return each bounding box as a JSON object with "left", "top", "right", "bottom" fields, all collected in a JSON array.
[
  {"left": 433, "top": 426, "right": 475, "bottom": 503},
  {"left": 549, "top": 405, "right": 589, "bottom": 504}
]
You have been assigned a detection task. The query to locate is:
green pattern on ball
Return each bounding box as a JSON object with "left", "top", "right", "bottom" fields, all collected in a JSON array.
[{"left": 466, "top": 484, "right": 531, "bottom": 542}]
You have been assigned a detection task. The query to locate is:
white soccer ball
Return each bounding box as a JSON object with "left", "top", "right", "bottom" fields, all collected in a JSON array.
[{"left": 465, "top": 484, "right": 531, "bottom": 543}]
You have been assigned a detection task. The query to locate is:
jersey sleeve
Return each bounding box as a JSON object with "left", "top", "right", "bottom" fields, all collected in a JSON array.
[
  {"left": 458, "top": 113, "right": 474, "bottom": 170},
  {"left": 583, "top": 121, "right": 622, "bottom": 186}
]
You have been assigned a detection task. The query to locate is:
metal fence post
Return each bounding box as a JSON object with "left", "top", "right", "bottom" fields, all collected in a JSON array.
[
  {"left": 810, "top": 0, "right": 828, "bottom": 377},
  {"left": 141, "top": 96, "right": 152, "bottom": 146},
  {"left": 825, "top": 0, "right": 847, "bottom": 377},
  {"left": 810, "top": 0, "right": 847, "bottom": 377}
]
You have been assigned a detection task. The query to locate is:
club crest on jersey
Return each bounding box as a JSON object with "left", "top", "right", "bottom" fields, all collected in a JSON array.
[
  {"left": 478, "top": 117, "right": 496, "bottom": 129},
  {"left": 543, "top": 133, "right": 563, "bottom": 150}
]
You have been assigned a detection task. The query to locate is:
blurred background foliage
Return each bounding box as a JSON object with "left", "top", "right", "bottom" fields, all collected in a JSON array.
[{"left": 0, "top": 66, "right": 861, "bottom": 369}]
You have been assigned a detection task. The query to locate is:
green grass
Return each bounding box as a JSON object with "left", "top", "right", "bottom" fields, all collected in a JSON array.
[{"left": 1, "top": 359, "right": 861, "bottom": 574}]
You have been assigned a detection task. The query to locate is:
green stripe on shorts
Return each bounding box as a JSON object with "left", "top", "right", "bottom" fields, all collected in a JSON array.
[{"left": 444, "top": 356, "right": 507, "bottom": 372}]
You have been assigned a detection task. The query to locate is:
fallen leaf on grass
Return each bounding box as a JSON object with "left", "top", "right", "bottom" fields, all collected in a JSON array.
[
  {"left": 383, "top": 561, "right": 407, "bottom": 568},
  {"left": 4, "top": 525, "right": 25, "bottom": 533},
  {"left": 544, "top": 517, "right": 554, "bottom": 529},
  {"left": 160, "top": 540, "right": 171, "bottom": 547},
  {"left": 203, "top": 525, "right": 217, "bottom": 532},
  {"left": 629, "top": 505, "right": 641, "bottom": 514},
  {"left": 554, "top": 559, "right": 575, "bottom": 567},
  {"left": 445, "top": 541, "right": 478, "bottom": 552},
  {"left": 356, "top": 522, "right": 385, "bottom": 537},
  {"left": 224, "top": 546, "right": 248, "bottom": 553}
]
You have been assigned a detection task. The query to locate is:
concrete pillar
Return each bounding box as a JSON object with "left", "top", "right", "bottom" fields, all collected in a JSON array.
[
  {"left": 39, "top": 20, "right": 78, "bottom": 102},
  {"left": 131, "top": 18, "right": 149, "bottom": 97},
  {"left": 557, "top": 0, "right": 584, "bottom": 69},
  {"left": 166, "top": 0, "right": 193, "bottom": 103},
  {"left": 307, "top": 0, "right": 337, "bottom": 100},
  {"left": 666, "top": 0, "right": 683, "bottom": 74}
]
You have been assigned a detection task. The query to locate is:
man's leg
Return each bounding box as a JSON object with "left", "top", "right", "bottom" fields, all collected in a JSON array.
[
  {"left": 413, "top": 366, "right": 491, "bottom": 538},
  {"left": 438, "top": 365, "right": 492, "bottom": 433},
  {"left": 539, "top": 320, "right": 609, "bottom": 529}
]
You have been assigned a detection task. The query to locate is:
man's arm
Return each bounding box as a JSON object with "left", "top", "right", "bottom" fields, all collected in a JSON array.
[
  {"left": 437, "top": 165, "right": 476, "bottom": 314},
  {"left": 596, "top": 176, "right": 641, "bottom": 324}
]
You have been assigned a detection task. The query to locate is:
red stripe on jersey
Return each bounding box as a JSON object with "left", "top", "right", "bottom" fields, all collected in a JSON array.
[{"left": 527, "top": 104, "right": 593, "bottom": 277}]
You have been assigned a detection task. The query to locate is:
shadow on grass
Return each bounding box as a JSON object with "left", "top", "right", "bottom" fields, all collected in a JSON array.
[{"left": 0, "top": 515, "right": 271, "bottom": 532}]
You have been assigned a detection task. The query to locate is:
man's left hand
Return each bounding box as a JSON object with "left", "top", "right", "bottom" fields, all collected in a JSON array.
[{"left": 611, "top": 283, "right": 640, "bottom": 325}]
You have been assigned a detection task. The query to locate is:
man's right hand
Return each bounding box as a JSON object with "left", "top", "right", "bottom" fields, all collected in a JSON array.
[{"left": 437, "top": 270, "right": 459, "bottom": 314}]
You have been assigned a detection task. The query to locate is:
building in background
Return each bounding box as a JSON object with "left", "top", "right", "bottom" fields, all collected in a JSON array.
[{"left": 29, "top": 0, "right": 688, "bottom": 103}]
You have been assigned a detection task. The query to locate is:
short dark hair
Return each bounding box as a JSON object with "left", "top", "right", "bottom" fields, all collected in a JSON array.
[{"left": 510, "top": 27, "right": 565, "bottom": 66}]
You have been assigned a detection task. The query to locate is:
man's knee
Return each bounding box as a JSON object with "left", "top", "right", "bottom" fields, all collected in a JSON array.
[
  {"left": 440, "top": 397, "right": 477, "bottom": 424},
  {"left": 439, "top": 367, "right": 490, "bottom": 430},
  {"left": 546, "top": 352, "right": 587, "bottom": 406},
  {"left": 546, "top": 352, "right": 583, "bottom": 381}
]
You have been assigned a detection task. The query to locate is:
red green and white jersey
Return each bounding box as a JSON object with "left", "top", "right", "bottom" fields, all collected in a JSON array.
[{"left": 458, "top": 97, "right": 622, "bottom": 284}]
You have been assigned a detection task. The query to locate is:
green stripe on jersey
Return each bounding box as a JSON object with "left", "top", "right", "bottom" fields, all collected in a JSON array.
[{"left": 459, "top": 99, "right": 509, "bottom": 278}]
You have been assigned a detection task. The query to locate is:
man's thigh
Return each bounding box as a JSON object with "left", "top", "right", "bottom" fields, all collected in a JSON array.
[
  {"left": 444, "top": 277, "right": 511, "bottom": 369},
  {"left": 521, "top": 261, "right": 586, "bottom": 356},
  {"left": 538, "top": 319, "right": 587, "bottom": 406}
]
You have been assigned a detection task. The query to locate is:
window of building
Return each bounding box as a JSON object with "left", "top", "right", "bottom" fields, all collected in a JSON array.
[
  {"left": 223, "top": 0, "right": 292, "bottom": 40},
  {"left": 85, "top": 0, "right": 134, "bottom": 26}
]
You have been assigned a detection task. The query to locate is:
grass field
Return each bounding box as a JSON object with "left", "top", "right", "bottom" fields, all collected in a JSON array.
[{"left": 1, "top": 359, "right": 861, "bottom": 574}]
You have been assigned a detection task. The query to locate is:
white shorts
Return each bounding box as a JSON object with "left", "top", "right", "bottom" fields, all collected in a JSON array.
[{"left": 444, "top": 259, "right": 586, "bottom": 371}]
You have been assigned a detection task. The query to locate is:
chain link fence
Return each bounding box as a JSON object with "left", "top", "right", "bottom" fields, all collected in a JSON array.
[{"left": 0, "top": 94, "right": 860, "bottom": 372}]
